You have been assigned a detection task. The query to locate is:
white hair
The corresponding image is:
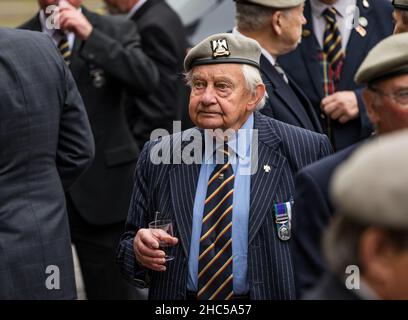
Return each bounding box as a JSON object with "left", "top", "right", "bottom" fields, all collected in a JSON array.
[
  {"left": 242, "top": 64, "right": 266, "bottom": 111},
  {"left": 184, "top": 64, "right": 266, "bottom": 111}
]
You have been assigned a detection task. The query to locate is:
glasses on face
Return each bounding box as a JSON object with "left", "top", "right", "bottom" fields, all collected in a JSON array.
[{"left": 368, "top": 86, "right": 408, "bottom": 107}]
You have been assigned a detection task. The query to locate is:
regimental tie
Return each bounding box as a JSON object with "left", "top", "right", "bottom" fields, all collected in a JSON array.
[
  {"left": 197, "top": 144, "right": 234, "bottom": 300},
  {"left": 58, "top": 32, "right": 72, "bottom": 65},
  {"left": 322, "top": 7, "right": 345, "bottom": 146}
]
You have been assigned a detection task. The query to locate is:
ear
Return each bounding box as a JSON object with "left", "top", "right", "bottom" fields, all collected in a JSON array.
[
  {"left": 247, "top": 84, "right": 266, "bottom": 112},
  {"left": 362, "top": 89, "right": 380, "bottom": 126},
  {"left": 270, "top": 11, "right": 284, "bottom": 36},
  {"left": 359, "top": 228, "right": 396, "bottom": 297}
]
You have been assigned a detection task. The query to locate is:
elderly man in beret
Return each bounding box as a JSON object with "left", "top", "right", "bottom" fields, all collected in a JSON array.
[
  {"left": 305, "top": 129, "right": 408, "bottom": 300},
  {"left": 233, "top": 0, "right": 323, "bottom": 133},
  {"left": 393, "top": 0, "right": 408, "bottom": 34},
  {"left": 117, "top": 33, "right": 332, "bottom": 300},
  {"left": 291, "top": 32, "right": 408, "bottom": 298}
]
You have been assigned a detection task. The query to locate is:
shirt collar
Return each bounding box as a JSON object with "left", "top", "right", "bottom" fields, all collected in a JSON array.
[
  {"left": 127, "top": 0, "right": 148, "bottom": 19},
  {"left": 310, "top": 0, "right": 355, "bottom": 18},
  {"left": 233, "top": 27, "right": 275, "bottom": 65},
  {"left": 203, "top": 113, "right": 254, "bottom": 163}
]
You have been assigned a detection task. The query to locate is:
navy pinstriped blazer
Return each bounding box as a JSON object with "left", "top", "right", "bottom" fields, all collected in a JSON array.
[{"left": 117, "top": 112, "right": 332, "bottom": 300}]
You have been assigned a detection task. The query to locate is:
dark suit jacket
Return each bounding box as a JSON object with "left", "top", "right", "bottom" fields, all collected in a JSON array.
[
  {"left": 292, "top": 143, "right": 359, "bottom": 298},
  {"left": 20, "top": 8, "right": 159, "bottom": 225},
  {"left": 278, "top": 0, "right": 393, "bottom": 150},
  {"left": 117, "top": 112, "right": 332, "bottom": 300},
  {"left": 260, "top": 55, "right": 323, "bottom": 133},
  {"left": 0, "top": 28, "right": 94, "bottom": 299},
  {"left": 127, "top": 0, "right": 191, "bottom": 149},
  {"left": 303, "top": 274, "right": 360, "bottom": 300}
]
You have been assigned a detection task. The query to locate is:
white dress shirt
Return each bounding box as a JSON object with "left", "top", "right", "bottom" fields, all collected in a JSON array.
[{"left": 310, "top": 0, "right": 357, "bottom": 50}]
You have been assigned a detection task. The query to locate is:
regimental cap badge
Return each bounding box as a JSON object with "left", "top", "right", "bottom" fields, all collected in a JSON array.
[{"left": 211, "top": 38, "right": 231, "bottom": 58}]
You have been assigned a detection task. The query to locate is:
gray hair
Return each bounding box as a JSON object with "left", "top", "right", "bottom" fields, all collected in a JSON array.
[
  {"left": 235, "top": 3, "right": 290, "bottom": 32},
  {"left": 184, "top": 64, "right": 266, "bottom": 111}
]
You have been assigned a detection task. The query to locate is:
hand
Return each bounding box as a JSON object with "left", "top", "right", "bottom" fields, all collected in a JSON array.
[
  {"left": 58, "top": 1, "right": 93, "bottom": 40},
  {"left": 133, "top": 228, "right": 178, "bottom": 272},
  {"left": 321, "top": 91, "right": 359, "bottom": 124}
]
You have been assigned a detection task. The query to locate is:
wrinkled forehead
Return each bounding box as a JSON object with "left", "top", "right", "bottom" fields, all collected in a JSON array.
[{"left": 190, "top": 63, "right": 245, "bottom": 80}]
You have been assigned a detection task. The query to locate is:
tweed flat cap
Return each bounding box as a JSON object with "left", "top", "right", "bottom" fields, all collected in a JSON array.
[
  {"left": 234, "top": 0, "right": 304, "bottom": 8},
  {"left": 184, "top": 33, "right": 262, "bottom": 72},
  {"left": 331, "top": 129, "right": 408, "bottom": 230},
  {"left": 393, "top": 0, "right": 408, "bottom": 10},
  {"left": 355, "top": 33, "right": 408, "bottom": 84}
]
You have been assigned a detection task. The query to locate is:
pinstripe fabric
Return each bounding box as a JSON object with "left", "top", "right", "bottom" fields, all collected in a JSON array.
[{"left": 117, "top": 112, "right": 332, "bottom": 300}]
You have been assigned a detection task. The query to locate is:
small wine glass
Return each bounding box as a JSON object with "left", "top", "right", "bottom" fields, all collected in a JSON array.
[{"left": 148, "top": 219, "right": 175, "bottom": 261}]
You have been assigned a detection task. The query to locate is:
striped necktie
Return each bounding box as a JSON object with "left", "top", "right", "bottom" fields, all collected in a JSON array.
[
  {"left": 57, "top": 32, "right": 72, "bottom": 65},
  {"left": 322, "top": 7, "right": 345, "bottom": 94},
  {"left": 322, "top": 7, "right": 345, "bottom": 147},
  {"left": 197, "top": 144, "right": 234, "bottom": 300}
]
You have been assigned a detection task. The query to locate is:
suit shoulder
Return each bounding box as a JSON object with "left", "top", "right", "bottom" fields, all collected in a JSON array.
[
  {"left": 299, "top": 143, "right": 358, "bottom": 180},
  {"left": 267, "top": 115, "right": 327, "bottom": 143},
  {"left": 0, "top": 28, "right": 55, "bottom": 53}
]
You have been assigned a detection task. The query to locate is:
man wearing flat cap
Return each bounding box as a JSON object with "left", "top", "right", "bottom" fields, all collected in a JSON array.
[
  {"left": 117, "top": 33, "right": 332, "bottom": 300},
  {"left": 233, "top": 0, "right": 323, "bottom": 133},
  {"left": 393, "top": 0, "right": 408, "bottom": 34},
  {"left": 305, "top": 130, "right": 408, "bottom": 300},
  {"left": 291, "top": 32, "right": 408, "bottom": 298},
  {"left": 279, "top": 0, "right": 394, "bottom": 151}
]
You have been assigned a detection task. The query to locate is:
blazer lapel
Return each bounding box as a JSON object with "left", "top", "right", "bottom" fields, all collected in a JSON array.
[
  {"left": 248, "top": 113, "right": 287, "bottom": 244},
  {"left": 338, "top": 2, "right": 374, "bottom": 90},
  {"left": 261, "top": 55, "right": 313, "bottom": 129},
  {"left": 299, "top": 1, "right": 324, "bottom": 100},
  {"left": 169, "top": 133, "right": 201, "bottom": 258}
]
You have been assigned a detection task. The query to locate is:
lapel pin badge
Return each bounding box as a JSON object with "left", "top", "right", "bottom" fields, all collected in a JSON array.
[
  {"left": 359, "top": 17, "right": 368, "bottom": 28},
  {"left": 263, "top": 165, "right": 271, "bottom": 173},
  {"left": 302, "top": 29, "right": 311, "bottom": 38},
  {"left": 356, "top": 25, "right": 367, "bottom": 38}
]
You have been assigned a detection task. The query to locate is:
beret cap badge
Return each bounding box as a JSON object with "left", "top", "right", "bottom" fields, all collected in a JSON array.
[{"left": 211, "top": 38, "right": 231, "bottom": 58}]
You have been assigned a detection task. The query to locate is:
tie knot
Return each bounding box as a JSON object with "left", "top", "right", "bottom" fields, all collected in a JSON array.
[{"left": 323, "top": 7, "right": 338, "bottom": 23}]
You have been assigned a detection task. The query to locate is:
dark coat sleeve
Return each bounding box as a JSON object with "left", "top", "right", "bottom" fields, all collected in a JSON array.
[
  {"left": 291, "top": 168, "right": 332, "bottom": 298},
  {"left": 79, "top": 18, "right": 160, "bottom": 94},
  {"left": 57, "top": 61, "right": 95, "bottom": 190}
]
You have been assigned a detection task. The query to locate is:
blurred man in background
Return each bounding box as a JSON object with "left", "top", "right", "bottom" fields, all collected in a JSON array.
[
  {"left": 0, "top": 27, "right": 94, "bottom": 299},
  {"left": 104, "top": 0, "right": 191, "bottom": 148},
  {"left": 20, "top": 0, "right": 159, "bottom": 299},
  {"left": 305, "top": 130, "right": 408, "bottom": 300},
  {"left": 291, "top": 32, "right": 408, "bottom": 297},
  {"left": 393, "top": 0, "right": 408, "bottom": 34},
  {"left": 234, "top": 0, "right": 323, "bottom": 133},
  {"left": 279, "top": 0, "right": 394, "bottom": 150}
]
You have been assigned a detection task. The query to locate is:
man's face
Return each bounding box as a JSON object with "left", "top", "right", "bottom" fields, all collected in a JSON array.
[
  {"left": 279, "top": 4, "right": 307, "bottom": 53},
  {"left": 103, "top": 0, "right": 135, "bottom": 14},
  {"left": 38, "top": 0, "right": 83, "bottom": 10},
  {"left": 188, "top": 64, "right": 262, "bottom": 131},
  {"left": 364, "top": 74, "right": 408, "bottom": 134},
  {"left": 393, "top": 10, "right": 408, "bottom": 34}
]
